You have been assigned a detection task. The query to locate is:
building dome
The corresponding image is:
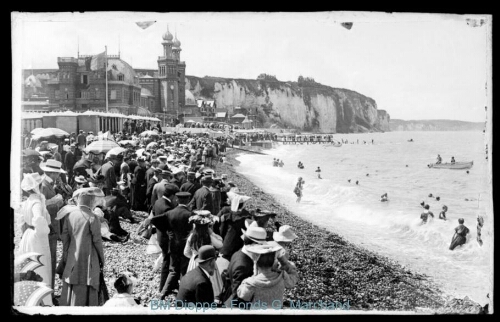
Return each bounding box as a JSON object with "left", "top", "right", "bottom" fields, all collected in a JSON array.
[
  {"left": 162, "top": 28, "right": 173, "bottom": 42},
  {"left": 173, "top": 34, "right": 181, "bottom": 48}
]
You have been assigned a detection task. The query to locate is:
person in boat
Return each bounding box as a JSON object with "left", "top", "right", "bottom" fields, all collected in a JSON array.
[
  {"left": 315, "top": 167, "right": 322, "bottom": 179},
  {"left": 439, "top": 205, "right": 448, "bottom": 220},
  {"left": 380, "top": 193, "right": 388, "bottom": 202},
  {"left": 294, "top": 177, "right": 305, "bottom": 203},
  {"left": 420, "top": 205, "right": 434, "bottom": 224},
  {"left": 436, "top": 154, "right": 442, "bottom": 164},
  {"left": 449, "top": 218, "right": 469, "bottom": 250},
  {"left": 451, "top": 157, "right": 456, "bottom": 164}
]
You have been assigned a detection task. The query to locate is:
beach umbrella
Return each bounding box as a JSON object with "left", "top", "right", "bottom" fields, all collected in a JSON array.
[
  {"left": 22, "top": 149, "right": 40, "bottom": 157},
  {"left": 31, "top": 128, "right": 69, "bottom": 140},
  {"left": 140, "top": 130, "right": 160, "bottom": 138},
  {"left": 136, "top": 148, "right": 145, "bottom": 157},
  {"left": 14, "top": 253, "right": 44, "bottom": 275},
  {"left": 73, "top": 159, "right": 91, "bottom": 170},
  {"left": 118, "top": 140, "right": 137, "bottom": 147},
  {"left": 105, "top": 147, "right": 127, "bottom": 159},
  {"left": 146, "top": 142, "right": 158, "bottom": 150},
  {"left": 14, "top": 281, "right": 53, "bottom": 306},
  {"left": 84, "top": 140, "right": 120, "bottom": 154}
]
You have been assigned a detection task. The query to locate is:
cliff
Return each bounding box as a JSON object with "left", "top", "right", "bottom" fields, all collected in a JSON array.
[
  {"left": 185, "top": 76, "right": 389, "bottom": 133},
  {"left": 390, "top": 119, "right": 484, "bottom": 131}
]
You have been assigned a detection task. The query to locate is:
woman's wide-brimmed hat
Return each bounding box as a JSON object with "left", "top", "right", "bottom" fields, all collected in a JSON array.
[
  {"left": 72, "top": 187, "right": 105, "bottom": 199},
  {"left": 245, "top": 242, "right": 283, "bottom": 255},
  {"left": 21, "top": 173, "right": 43, "bottom": 192},
  {"left": 74, "top": 175, "right": 88, "bottom": 184},
  {"left": 252, "top": 209, "right": 277, "bottom": 218},
  {"left": 240, "top": 226, "right": 267, "bottom": 244},
  {"left": 273, "top": 225, "right": 298, "bottom": 242},
  {"left": 40, "top": 159, "right": 66, "bottom": 174},
  {"left": 189, "top": 211, "right": 215, "bottom": 225}
]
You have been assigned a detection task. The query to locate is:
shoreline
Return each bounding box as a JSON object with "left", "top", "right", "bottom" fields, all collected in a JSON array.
[{"left": 217, "top": 146, "right": 486, "bottom": 313}]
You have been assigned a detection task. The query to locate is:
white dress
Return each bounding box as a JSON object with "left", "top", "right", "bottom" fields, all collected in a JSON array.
[
  {"left": 184, "top": 232, "right": 224, "bottom": 298},
  {"left": 17, "top": 194, "right": 53, "bottom": 306}
]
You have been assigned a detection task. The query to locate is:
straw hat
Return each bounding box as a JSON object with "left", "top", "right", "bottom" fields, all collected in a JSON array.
[
  {"left": 273, "top": 225, "right": 298, "bottom": 242},
  {"left": 40, "top": 159, "right": 66, "bottom": 174},
  {"left": 240, "top": 226, "right": 267, "bottom": 244},
  {"left": 245, "top": 242, "right": 283, "bottom": 255}
]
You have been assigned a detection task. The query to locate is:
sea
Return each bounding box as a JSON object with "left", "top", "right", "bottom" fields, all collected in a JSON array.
[{"left": 235, "top": 131, "right": 492, "bottom": 306}]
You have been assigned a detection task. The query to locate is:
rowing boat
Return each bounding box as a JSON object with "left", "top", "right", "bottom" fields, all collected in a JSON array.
[{"left": 427, "top": 161, "right": 473, "bottom": 170}]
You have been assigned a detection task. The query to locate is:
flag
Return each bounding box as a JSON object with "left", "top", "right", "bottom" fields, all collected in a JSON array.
[
  {"left": 90, "top": 51, "right": 106, "bottom": 71},
  {"left": 136, "top": 21, "right": 156, "bottom": 30},
  {"left": 341, "top": 22, "right": 353, "bottom": 30}
]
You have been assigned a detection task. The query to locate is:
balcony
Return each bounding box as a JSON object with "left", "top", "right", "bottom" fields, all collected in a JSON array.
[{"left": 57, "top": 57, "right": 78, "bottom": 63}]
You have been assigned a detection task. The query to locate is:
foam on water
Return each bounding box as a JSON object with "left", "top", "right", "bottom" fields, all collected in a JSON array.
[{"left": 236, "top": 131, "right": 492, "bottom": 305}]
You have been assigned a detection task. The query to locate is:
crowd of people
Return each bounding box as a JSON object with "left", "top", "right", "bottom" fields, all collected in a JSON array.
[{"left": 16, "top": 127, "right": 300, "bottom": 309}]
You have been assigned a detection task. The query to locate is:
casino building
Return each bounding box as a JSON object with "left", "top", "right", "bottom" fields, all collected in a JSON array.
[{"left": 25, "top": 27, "right": 187, "bottom": 123}]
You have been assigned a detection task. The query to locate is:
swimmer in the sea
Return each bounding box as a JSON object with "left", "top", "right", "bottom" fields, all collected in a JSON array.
[
  {"left": 380, "top": 193, "right": 388, "bottom": 202},
  {"left": 315, "top": 167, "right": 322, "bottom": 179}
]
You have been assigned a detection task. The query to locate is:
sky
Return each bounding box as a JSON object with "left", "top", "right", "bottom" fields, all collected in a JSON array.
[{"left": 12, "top": 12, "right": 492, "bottom": 122}]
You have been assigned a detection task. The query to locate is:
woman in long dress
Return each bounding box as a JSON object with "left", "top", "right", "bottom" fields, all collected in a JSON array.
[
  {"left": 183, "top": 212, "right": 223, "bottom": 300},
  {"left": 449, "top": 218, "right": 470, "bottom": 250},
  {"left": 60, "top": 187, "right": 105, "bottom": 306},
  {"left": 18, "top": 173, "right": 54, "bottom": 306}
]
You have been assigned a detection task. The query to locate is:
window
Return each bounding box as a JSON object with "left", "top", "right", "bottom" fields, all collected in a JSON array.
[
  {"left": 118, "top": 74, "right": 124, "bottom": 81},
  {"left": 82, "top": 74, "right": 88, "bottom": 84},
  {"left": 110, "top": 90, "right": 116, "bottom": 100},
  {"left": 77, "top": 91, "right": 82, "bottom": 98}
]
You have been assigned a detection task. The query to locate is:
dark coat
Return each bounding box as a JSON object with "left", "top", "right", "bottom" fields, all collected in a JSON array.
[
  {"left": 64, "top": 151, "right": 76, "bottom": 172},
  {"left": 227, "top": 249, "right": 254, "bottom": 301},
  {"left": 176, "top": 266, "right": 214, "bottom": 304},
  {"left": 151, "top": 180, "right": 180, "bottom": 207},
  {"left": 219, "top": 207, "right": 252, "bottom": 260},
  {"left": 189, "top": 186, "right": 213, "bottom": 212},
  {"left": 146, "top": 176, "right": 159, "bottom": 205},
  {"left": 151, "top": 197, "right": 175, "bottom": 251},
  {"left": 180, "top": 181, "right": 201, "bottom": 200},
  {"left": 165, "top": 205, "right": 193, "bottom": 254},
  {"left": 100, "top": 161, "right": 117, "bottom": 190}
]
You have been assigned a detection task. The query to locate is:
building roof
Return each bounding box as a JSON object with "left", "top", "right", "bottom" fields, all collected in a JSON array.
[
  {"left": 231, "top": 113, "right": 246, "bottom": 118},
  {"left": 216, "top": 112, "right": 227, "bottom": 118},
  {"left": 205, "top": 101, "right": 215, "bottom": 107},
  {"left": 215, "top": 108, "right": 228, "bottom": 113}
]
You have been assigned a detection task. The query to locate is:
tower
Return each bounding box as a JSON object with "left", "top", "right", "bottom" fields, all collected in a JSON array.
[
  {"left": 157, "top": 26, "right": 185, "bottom": 117},
  {"left": 56, "top": 57, "right": 78, "bottom": 108}
]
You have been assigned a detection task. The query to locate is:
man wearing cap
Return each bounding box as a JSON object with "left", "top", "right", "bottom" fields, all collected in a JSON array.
[
  {"left": 40, "top": 159, "right": 66, "bottom": 293},
  {"left": 180, "top": 171, "right": 201, "bottom": 202},
  {"left": 160, "top": 191, "right": 193, "bottom": 298},
  {"left": 131, "top": 157, "right": 148, "bottom": 211},
  {"left": 146, "top": 158, "right": 160, "bottom": 188},
  {"left": 170, "top": 167, "right": 185, "bottom": 190},
  {"left": 64, "top": 144, "right": 77, "bottom": 185},
  {"left": 177, "top": 245, "right": 217, "bottom": 304},
  {"left": 100, "top": 155, "right": 118, "bottom": 196},
  {"left": 151, "top": 169, "right": 179, "bottom": 207},
  {"left": 188, "top": 175, "right": 214, "bottom": 213},
  {"left": 223, "top": 226, "right": 268, "bottom": 306}
]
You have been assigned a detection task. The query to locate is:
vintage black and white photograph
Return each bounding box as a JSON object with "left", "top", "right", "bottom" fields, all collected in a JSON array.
[{"left": 11, "top": 11, "right": 492, "bottom": 315}]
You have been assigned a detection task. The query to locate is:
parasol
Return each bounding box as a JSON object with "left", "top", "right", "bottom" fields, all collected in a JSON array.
[
  {"left": 85, "top": 140, "right": 120, "bottom": 154},
  {"left": 22, "top": 149, "right": 41, "bottom": 157},
  {"left": 146, "top": 142, "right": 158, "bottom": 150},
  {"left": 118, "top": 140, "right": 137, "bottom": 147},
  {"left": 14, "top": 281, "right": 53, "bottom": 306},
  {"left": 31, "top": 128, "right": 70, "bottom": 140},
  {"left": 14, "top": 252, "right": 44, "bottom": 274},
  {"left": 139, "top": 130, "right": 160, "bottom": 138},
  {"left": 136, "top": 148, "right": 145, "bottom": 157},
  {"left": 73, "top": 159, "right": 92, "bottom": 171},
  {"left": 105, "top": 147, "right": 127, "bottom": 159}
]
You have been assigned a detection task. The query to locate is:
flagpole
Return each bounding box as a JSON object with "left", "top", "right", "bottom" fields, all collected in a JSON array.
[{"left": 105, "top": 46, "right": 108, "bottom": 113}]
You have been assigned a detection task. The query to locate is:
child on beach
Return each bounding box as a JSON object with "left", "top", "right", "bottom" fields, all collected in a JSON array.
[{"left": 294, "top": 177, "right": 305, "bottom": 203}]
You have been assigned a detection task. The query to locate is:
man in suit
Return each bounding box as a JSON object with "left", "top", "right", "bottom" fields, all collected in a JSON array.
[
  {"left": 77, "top": 130, "right": 86, "bottom": 150},
  {"left": 188, "top": 175, "right": 214, "bottom": 212},
  {"left": 151, "top": 170, "right": 179, "bottom": 207},
  {"left": 143, "top": 186, "right": 177, "bottom": 295},
  {"left": 176, "top": 245, "right": 217, "bottom": 304},
  {"left": 39, "top": 159, "right": 67, "bottom": 296},
  {"left": 64, "top": 144, "right": 77, "bottom": 185},
  {"left": 132, "top": 157, "right": 148, "bottom": 211},
  {"left": 224, "top": 226, "right": 267, "bottom": 306},
  {"left": 180, "top": 171, "right": 201, "bottom": 202},
  {"left": 100, "top": 154, "right": 118, "bottom": 196},
  {"left": 160, "top": 192, "right": 193, "bottom": 298},
  {"left": 146, "top": 168, "right": 162, "bottom": 211},
  {"left": 146, "top": 158, "right": 160, "bottom": 187}
]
